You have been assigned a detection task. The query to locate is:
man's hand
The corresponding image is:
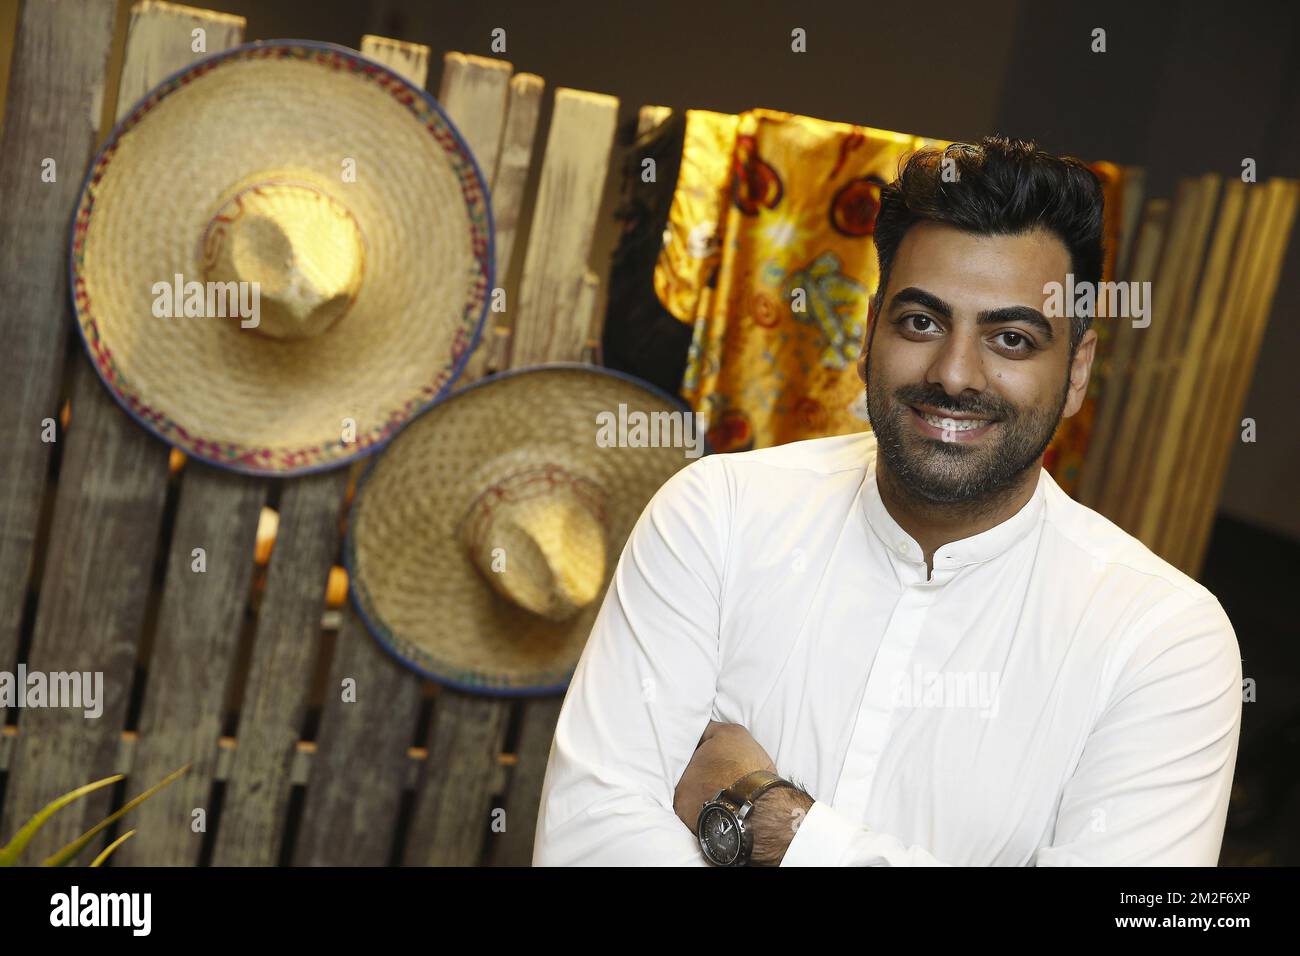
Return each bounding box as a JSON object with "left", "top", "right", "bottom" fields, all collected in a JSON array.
[{"left": 673, "top": 720, "right": 777, "bottom": 834}]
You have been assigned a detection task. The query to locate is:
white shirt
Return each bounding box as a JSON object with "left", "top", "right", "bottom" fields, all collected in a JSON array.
[{"left": 532, "top": 430, "right": 1242, "bottom": 866}]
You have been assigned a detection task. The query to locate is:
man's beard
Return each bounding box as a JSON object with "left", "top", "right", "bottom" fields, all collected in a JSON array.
[{"left": 863, "top": 348, "right": 1071, "bottom": 513}]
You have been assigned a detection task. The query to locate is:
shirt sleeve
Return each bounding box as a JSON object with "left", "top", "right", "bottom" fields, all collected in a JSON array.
[
  {"left": 781, "top": 595, "right": 1242, "bottom": 868},
  {"left": 781, "top": 800, "right": 952, "bottom": 866},
  {"left": 532, "top": 454, "right": 728, "bottom": 866},
  {"left": 1032, "top": 595, "right": 1243, "bottom": 866}
]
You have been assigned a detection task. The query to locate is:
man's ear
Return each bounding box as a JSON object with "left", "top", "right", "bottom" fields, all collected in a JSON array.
[
  {"left": 857, "top": 292, "right": 879, "bottom": 384},
  {"left": 1061, "top": 328, "right": 1098, "bottom": 419}
]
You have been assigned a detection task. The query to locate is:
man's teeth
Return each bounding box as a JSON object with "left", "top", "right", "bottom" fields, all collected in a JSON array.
[{"left": 920, "top": 411, "right": 990, "bottom": 430}]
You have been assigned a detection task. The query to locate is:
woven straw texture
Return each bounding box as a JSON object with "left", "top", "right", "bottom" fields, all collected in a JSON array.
[
  {"left": 347, "top": 366, "right": 698, "bottom": 694},
  {"left": 71, "top": 43, "right": 492, "bottom": 474}
]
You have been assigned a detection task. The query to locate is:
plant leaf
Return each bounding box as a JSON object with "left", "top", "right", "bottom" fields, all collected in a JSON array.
[
  {"left": 0, "top": 774, "right": 124, "bottom": 867},
  {"left": 42, "top": 763, "right": 191, "bottom": 867},
  {"left": 89, "top": 830, "right": 136, "bottom": 867}
]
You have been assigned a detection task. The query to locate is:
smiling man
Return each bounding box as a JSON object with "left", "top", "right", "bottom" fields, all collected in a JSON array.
[{"left": 532, "top": 137, "right": 1243, "bottom": 866}]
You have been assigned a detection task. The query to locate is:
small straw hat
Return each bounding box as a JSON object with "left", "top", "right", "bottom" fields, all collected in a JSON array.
[
  {"left": 345, "top": 364, "right": 707, "bottom": 695},
  {"left": 69, "top": 40, "right": 493, "bottom": 475}
]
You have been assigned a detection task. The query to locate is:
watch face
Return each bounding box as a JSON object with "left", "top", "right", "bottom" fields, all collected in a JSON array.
[{"left": 700, "top": 806, "right": 742, "bottom": 864}]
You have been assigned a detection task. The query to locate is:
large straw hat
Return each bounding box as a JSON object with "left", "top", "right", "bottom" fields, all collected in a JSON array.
[
  {"left": 69, "top": 41, "right": 493, "bottom": 474},
  {"left": 345, "top": 364, "right": 707, "bottom": 695}
]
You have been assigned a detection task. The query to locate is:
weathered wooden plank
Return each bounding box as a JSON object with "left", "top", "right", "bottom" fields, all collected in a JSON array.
[
  {"left": 577, "top": 267, "right": 602, "bottom": 350},
  {"left": 292, "top": 610, "right": 425, "bottom": 865},
  {"left": 638, "top": 105, "right": 672, "bottom": 138},
  {"left": 491, "top": 73, "right": 545, "bottom": 287},
  {"left": 508, "top": 87, "right": 619, "bottom": 367},
  {"left": 437, "top": 53, "right": 511, "bottom": 188},
  {"left": 489, "top": 695, "right": 563, "bottom": 865},
  {"left": 458, "top": 69, "right": 544, "bottom": 385},
  {"left": 358, "top": 34, "right": 429, "bottom": 88},
  {"left": 402, "top": 689, "right": 513, "bottom": 865},
  {"left": 55, "top": 0, "right": 250, "bottom": 869},
  {"left": 0, "top": 362, "right": 171, "bottom": 857},
  {"left": 116, "top": 467, "right": 262, "bottom": 864},
  {"left": 0, "top": 0, "right": 167, "bottom": 859},
  {"left": 115, "top": 0, "right": 244, "bottom": 115},
  {"left": 0, "top": 0, "right": 117, "bottom": 728},
  {"left": 210, "top": 470, "right": 348, "bottom": 866}
]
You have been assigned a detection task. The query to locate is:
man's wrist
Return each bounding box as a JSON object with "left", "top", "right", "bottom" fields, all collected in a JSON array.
[{"left": 747, "top": 779, "right": 815, "bottom": 866}]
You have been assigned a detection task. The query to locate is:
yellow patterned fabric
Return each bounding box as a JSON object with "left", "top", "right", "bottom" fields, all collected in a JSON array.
[{"left": 656, "top": 108, "right": 1125, "bottom": 498}]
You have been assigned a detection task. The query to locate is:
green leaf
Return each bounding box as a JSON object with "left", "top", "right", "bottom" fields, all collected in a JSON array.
[
  {"left": 0, "top": 774, "right": 124, "bottom": 866},
  {"left": 89, "top": 830, "right": 136, "bottom": 867},
  {"left": 42, "top": 763, "right": 191, "bottom": 867}
]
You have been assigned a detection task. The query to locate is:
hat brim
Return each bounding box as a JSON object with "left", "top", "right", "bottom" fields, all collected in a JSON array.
[
  {"left": 69, "top": 40, "right": 494, "bottom": 475},
  {"left": 346, "top": 364, "right": 708, "bottom": 695}
]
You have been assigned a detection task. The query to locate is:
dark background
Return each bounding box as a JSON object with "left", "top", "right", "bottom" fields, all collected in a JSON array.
[{"left": 0, "top": 0, "right": 1294, "bottom": 863}]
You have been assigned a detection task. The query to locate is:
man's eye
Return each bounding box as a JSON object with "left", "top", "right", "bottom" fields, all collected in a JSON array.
[
  {"left": 902, "top": 314, "right": 937, "bottom": 333},
  {"left": 995, "top": 331, "right": 1033, "bottom": 353}
]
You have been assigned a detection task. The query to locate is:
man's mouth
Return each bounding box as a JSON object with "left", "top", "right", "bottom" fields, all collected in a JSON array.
[
  {"left": 908, "top": 404, "right": 999, "bottom": 439},
  {"left": 915, "top": 403, "right": 993, "bottom": 429}
]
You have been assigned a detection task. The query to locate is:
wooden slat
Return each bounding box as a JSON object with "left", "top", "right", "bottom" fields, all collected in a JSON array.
[
  {"left": 508, "top": 88, "right": 619, "bottom": 366},
  {"left": 402, "top": 690, "right": 513, "bottom": 865},
  {"left": 437, "top": 53, "right": 511, "bottom": 186},
  {"left": 210, "top": 471, "right": 348, "bottom": 866},
  {"left": 1183, "top": 180, "right": 1299, "bottom": 574},
  {"left": 577, "top": 269, "right": 603, "bottom": 362},
  {"left": 488, "top": 73, "right": 545, "bottom": 292},
  {"left": 116, "top": 471, "right": 262, "bottom": 865},
  {"left": 459, "top": 70, "right": 545, "bottom": 385},
  {"left": 489, "top": 695, "right": 563, "bottom": 865},
  {"left": 61, "top": 0, "right": 250, "bottom": 869},
  {"left": 115, "top": 1, "right": 244, "bottom": 112},
  {"left": 358, "top": 34, "right": 429, "bottom": 88},
  {"left": 0, "top": 0, "right": 117, "bottom": 727},
  {"left": 292, "top": 612, "right": 425, "bottom": 865},
  {"left": 638, "top": 105, "right": 672, "bottom": 138},
  {"left": 0, "top": 0, "right": 162, "bottom": 859}
]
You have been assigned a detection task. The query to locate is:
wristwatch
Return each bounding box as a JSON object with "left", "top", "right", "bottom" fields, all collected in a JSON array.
[{"left": 696, "top": 769, "right": 796, "bottom": 866}]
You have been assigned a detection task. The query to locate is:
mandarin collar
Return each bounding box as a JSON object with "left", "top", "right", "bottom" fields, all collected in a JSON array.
[{"left": 861, "top": 462, "right": 1048, "bottom": 571}]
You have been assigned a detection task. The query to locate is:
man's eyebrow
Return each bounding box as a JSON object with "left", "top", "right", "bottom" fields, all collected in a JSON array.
[
  {"left": 889, "top": 287, "right": 953, "bottom": 317},
  {"left": 976, "top": 305, "right": 1056, "bottom": 344},
  {"left": 889, "top": 286, "right": 1057, "bottom": 345}
]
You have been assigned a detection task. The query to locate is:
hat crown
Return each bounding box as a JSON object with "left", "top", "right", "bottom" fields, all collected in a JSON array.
[
  {"left": 202, "top": 180, "right": 364, "bottom": 340},
  {"left": 461, "top": 465, "right": 609, "bottom": 623}
]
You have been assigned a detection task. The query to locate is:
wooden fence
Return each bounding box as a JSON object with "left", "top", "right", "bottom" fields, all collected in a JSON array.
[{"left": 0, "top": 0, "right": 620, "bottom": 865}]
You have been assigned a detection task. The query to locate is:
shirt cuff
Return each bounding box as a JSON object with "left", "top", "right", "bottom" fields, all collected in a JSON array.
[{"left": 779, "top": 800, "right": 859, "bottom": 866}]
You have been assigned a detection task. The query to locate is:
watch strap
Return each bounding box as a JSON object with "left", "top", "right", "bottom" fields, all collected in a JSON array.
[{"left": 723, "top": 769, "right": 794, "bottom": 810}]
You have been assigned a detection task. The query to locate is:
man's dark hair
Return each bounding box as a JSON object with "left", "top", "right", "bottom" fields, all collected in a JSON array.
[{"left": 872, "top": 135, "right": 1105, "bottom": 354}]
